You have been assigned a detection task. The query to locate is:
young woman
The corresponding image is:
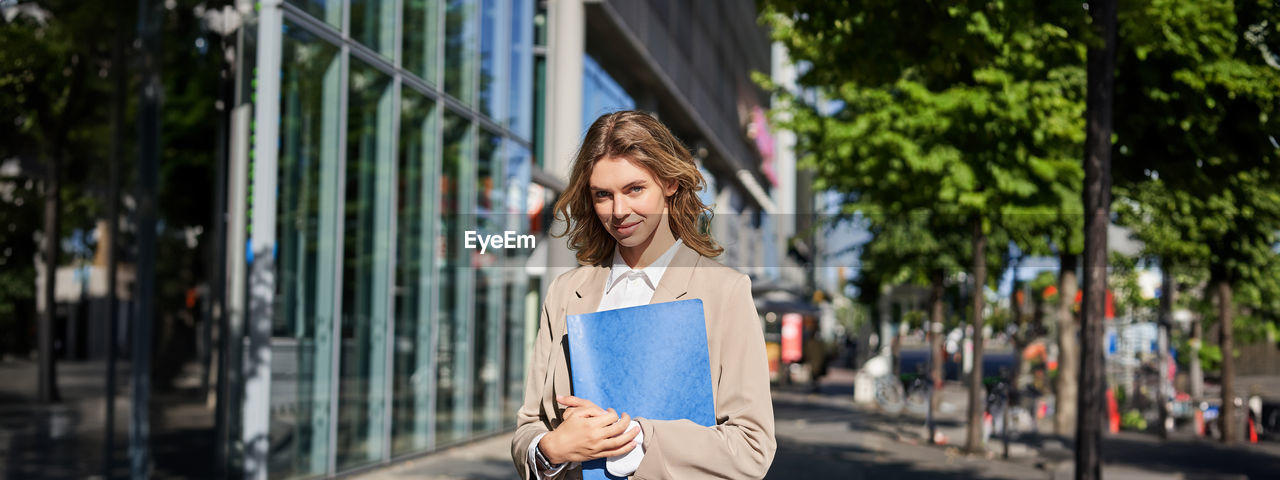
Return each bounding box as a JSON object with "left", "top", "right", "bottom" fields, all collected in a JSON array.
[{"left": 510, "top": 111, "right": 776, "bottom": 479}]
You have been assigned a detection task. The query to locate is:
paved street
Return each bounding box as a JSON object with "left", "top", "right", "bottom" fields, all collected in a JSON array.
[
  {"left": 5, "top": 358, "right": 1277, "bottom": 480},
  {"left": 355, "top": 367, "right": 1280, "bottom": 480}
]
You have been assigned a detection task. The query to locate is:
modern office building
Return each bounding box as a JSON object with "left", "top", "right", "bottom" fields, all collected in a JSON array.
[
  {"left": 216, "top": 0, "right": 787, "bottom": 478},
  {"left": 1, "top": 1, "right": 798, "bottom": 479}
]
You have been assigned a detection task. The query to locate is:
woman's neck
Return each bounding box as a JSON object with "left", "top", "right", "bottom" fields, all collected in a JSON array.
[{"left": 618, "top": 215, "right": 677, "bottom": 270}]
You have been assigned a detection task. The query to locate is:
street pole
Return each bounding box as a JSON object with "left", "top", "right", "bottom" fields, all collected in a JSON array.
[
  {"left": 1079, "top": 0, "right": 1117, "bottom": 478},
  {"left": 103, "top": 1, "right": 131, "bottom": 476},
  {"left": 132, "top": 0, "right": 161, "bottom": 477}
]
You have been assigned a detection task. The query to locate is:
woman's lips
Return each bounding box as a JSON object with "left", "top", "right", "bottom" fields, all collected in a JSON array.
[{"left": 615, "top": 221, "right": 640, "bottom": 235}]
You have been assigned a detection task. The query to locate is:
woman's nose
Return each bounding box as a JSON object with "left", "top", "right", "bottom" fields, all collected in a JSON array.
[{"left": 612, "top": 196, "right": 631, "bottom": 219}]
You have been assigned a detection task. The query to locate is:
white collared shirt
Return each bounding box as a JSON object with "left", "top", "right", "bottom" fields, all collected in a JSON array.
[
  {"left": 596, "top": 238, "right": 684, "bottom": 312},
  {"left": 526, "top": 239, "right": 682, "bottom": 478}
]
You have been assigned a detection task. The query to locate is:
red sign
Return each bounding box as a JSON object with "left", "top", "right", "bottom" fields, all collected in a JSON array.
[{"left": 781, "top": 313, "right": 803, "bottom": 363}]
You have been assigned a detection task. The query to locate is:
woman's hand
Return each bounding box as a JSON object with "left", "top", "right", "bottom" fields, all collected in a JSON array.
[{"left": 539, "top": 395, "right": 640, "bottom": 464}]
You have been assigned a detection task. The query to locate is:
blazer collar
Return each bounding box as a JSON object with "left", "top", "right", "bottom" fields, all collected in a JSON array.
[{"left": 570, "top": 241, "right": 701, "bottom": 316}]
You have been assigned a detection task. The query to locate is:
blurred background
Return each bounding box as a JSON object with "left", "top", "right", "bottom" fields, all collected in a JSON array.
[{"left": 1, "top": 0, "right": 1278, "bottom": 479}]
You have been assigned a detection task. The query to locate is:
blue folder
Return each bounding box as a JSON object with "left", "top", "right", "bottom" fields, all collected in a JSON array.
[{"left": 565, "top": 299, "right": 715, "bottom": 480}]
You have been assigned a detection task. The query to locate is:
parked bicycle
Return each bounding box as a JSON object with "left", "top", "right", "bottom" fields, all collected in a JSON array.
[
  {"left": 874, "top": 373, "right": 906, "bottom": 414},
  {"left": 874, "top": 369, "right": 936, "bottom": 416},
  {"left": 902, "top": 371, "right": 934, "bottom": 415}
]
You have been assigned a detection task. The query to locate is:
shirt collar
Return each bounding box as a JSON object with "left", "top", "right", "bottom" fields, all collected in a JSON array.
[{"left": 606, "top": 238, "right": 684, "bottom": 294}]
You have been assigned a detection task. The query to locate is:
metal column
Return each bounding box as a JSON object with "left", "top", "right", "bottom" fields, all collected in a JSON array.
[{"left": 243, "top": 1, "right": 283, "bottom": 478}]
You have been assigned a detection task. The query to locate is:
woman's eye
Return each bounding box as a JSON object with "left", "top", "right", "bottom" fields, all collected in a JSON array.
[
  {"left": 629, "top": 186, "right": 644, "bottom": 193},
  {"left": 595, "top": 191, "right": 611, "bottom": 199}
]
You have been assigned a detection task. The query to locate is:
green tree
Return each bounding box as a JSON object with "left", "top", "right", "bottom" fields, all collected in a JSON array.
[
  {"left": 1, "top": 0, "right": 123, "bottom": 401},
  {"left": 2, "top": 0, "right": 228, "bottom": 403},
  {"left": 1111, "top": 0, "right": 1280, "bottom": 444},
  {"left": 762, "top": 0, "right": 1088, "bottom": 452}
]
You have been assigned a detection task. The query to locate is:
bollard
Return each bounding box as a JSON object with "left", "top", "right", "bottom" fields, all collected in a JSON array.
[
  {"left": 1106, "top": 389, "right": 1121, "bottom": 433},
  {"left": 1248, "top": 414, "right": 1258, "bottom": 443},
  {"left": 1194, "top": 408, "right": 1205, "bottom": 436}
]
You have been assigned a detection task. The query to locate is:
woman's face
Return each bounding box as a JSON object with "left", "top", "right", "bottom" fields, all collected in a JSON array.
[{"left": 588, "top": 155, "right": 678, "bottom": 249}]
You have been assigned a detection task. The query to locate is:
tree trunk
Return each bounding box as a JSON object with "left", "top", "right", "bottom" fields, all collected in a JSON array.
[
  {"left": 929, "top": 270, "right": 945, "bottom": 444},
  {"left": 1079, "top": 1, "right": 1117, "bottom": 478},
  {"left": 38, "top": 148, "right": 62, "bottom": 403},
  {"left": 1010, "top": 247, "right": 1026, "bottom": 342},
  {"left": 1216, "top": 277, "right": 1235, "bottom": 444},
  {"left": 1055, "top": 253, "right": 1079, "bottom": 436},
  {"left": 1157, "top": 264, "right": 1173, "bottom": 439},
  {"left": 891, "top": 319, "right": 902, "bottom": 376},
  {"left": 1190, "top": 314, "right": 1204, "bottom": 399},
  {"left": 36, "top": 4, "right": 92, "bottom": 405},
  {"left": 964, "top": 218, "right": 987, "bottom": 454},
  {"left": 1009, "top": 272, "right": 1025, "bottom": 416}
]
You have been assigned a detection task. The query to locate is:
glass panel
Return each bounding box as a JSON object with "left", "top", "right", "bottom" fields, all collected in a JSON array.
[
  {"left": 391, "top": 89, "right": 437, "bottom": 457},
  {"left": 471, "top": 129, "right": 503, "bottom": 435},
  {"left": 502, "top": 142, "right": 532, "bottom": 427},
  {"left": 270, "top": 21, "right": 341, "bottom": 480},
  {"left": 434, "top": 112, "right": 471, "bottom": 445},
  {"left": 336, "top": 58, "right": 395, "bottom": 470},
  {"left": 286, "top": 0, "right": 342, "bottom": 30},
  {"left": 444, "top": 0, "right": 476, "bottom": 103},
  {"left": 508, "top": 0, "right": 533, "bottom": 139},
  {"left": 478, "top": 0, "right": 507, "bottom": 121},
  {"left": 351, "top": 0, "right": 397, "bottom": 58},
  {"left": 403, "top": 0, "right": 441, "bottom": 84}
]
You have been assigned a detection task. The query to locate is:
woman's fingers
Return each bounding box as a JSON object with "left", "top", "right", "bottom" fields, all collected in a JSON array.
[
  {"left": 556, "top": 395, "right": 599, "bottom": 410},
  {"left": 595, "top": 424, "right": 641, "bottom": 457},
  {"left": 596, "top": 440, "right": 638, "bottom": 458},
  {"left": 564, "top": 405, "right": 607, "bottom": 421},
  {"left": 597, "top": 412, "right": 631, "bottom": 435},
  {"left": 559, "top": 396, "right": 609, "bottom": 420},
  {"left": 588, "top": 408, "right": 620, "bottom": 428}
]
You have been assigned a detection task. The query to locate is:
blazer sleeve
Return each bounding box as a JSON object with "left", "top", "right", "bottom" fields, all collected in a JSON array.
[
  {"left": 511, "top": 275, "right": 565, "bottom": 480},
  {"left": 632, "top": 273, "right": 777, "bottom": 479}
]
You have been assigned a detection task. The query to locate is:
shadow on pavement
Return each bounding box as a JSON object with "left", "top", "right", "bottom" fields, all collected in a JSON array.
[
  {"left": 769, "top": 439, "right": 1017, "bottom": 480},
  {"left": 1099, "top": 432, "right": 1280, "bottom": 480}
]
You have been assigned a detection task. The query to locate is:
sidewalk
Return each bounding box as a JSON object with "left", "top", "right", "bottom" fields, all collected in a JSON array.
[
  {"left": 353, "top": 434, "right": 514, "bottom": 480},
  {"left": 0, "top": 359, "right": 215, "bottom": 480},
  {"left": 352, "top": 368, "right": 1280, "bottom": 479}
]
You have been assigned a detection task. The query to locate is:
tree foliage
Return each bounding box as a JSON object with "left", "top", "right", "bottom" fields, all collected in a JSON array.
[
  {"left": 1112, "top": 0, "right": 1280, "bottom": 336},
  {"left": 0, "top": 0, "right": 227, "bottom": 357},
  {"left": 761, "top": 0, "right": 1088, "bottom": 274}
]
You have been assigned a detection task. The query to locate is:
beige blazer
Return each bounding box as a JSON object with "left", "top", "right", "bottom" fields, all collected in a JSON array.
[{"left": 511, "top": 242, "right": 777, "bottom": 479}]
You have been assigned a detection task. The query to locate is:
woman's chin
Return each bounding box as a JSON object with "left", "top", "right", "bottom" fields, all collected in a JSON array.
[{"left": 614, "top": 232, "right": 649, "bottom": 248}]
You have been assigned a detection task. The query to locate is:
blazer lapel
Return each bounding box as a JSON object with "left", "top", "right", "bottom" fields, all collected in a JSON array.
[
  {"left": 569, "top": 264, "right": 610, "bottom": 317},
  {"left": 649, "top": 242, "right": 700, "bottom": 304},
  {"left": 566, "top": 242, "right": 700, "bottom": 314}
]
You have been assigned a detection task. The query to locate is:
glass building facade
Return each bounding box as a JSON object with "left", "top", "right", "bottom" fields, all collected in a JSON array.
[
  {"left": 247, "top": 0, "right": 536, "bottom": 477},
  {"left": 225, "top": 1, "right": 783, "bottom": 478}
]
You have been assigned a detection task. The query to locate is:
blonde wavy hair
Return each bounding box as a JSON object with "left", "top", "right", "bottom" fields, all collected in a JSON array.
[{"left": 553, "top": 110, "right": 722, "bottom": 266}]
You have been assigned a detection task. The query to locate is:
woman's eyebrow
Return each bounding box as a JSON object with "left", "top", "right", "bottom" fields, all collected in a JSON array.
[{"left": 589, "top": 180, "right": 648, "bottom": 191}]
